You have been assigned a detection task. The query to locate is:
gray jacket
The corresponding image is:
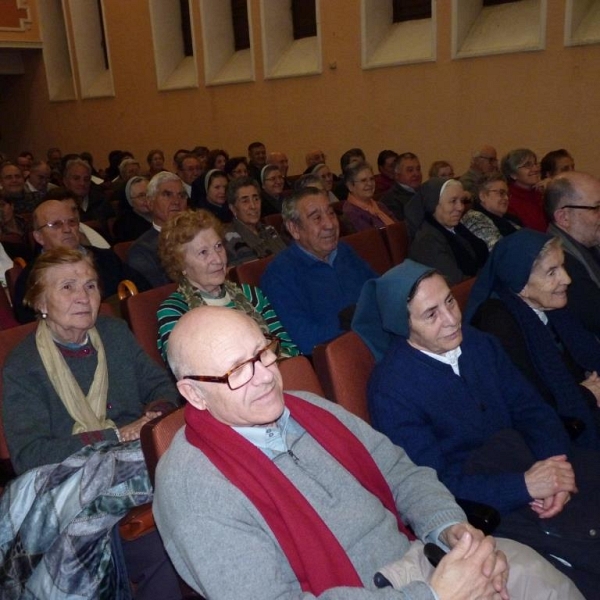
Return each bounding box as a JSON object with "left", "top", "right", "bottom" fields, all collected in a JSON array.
[{"left": 153, "top": 392, "right": 465, "bottom": 599}]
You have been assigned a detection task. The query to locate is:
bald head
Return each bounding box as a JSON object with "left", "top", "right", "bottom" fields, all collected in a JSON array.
[
  {"left": 471, "top": 145, "right": 498, "bottom": 174},
  {"left": 168, "top": 307, "right": 255, "bottom": 380},
  {"left": 546, "top": 171, "right": 600, "bottom": 247},
  {"left": 169, "top": 306, "right": 285, "bottom": 427},
  {"left": 33, "top": 199, "right": 80, "bottom": 250}
]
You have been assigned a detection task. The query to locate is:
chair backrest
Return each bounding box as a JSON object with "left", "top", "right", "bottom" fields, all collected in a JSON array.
[
  {"left": 0, "top": 321, "right": 38, "bottom": 482},
  {"left": 122, "top": 282, "right": 177, "bottom": 366},
  {"left": 113, "top": 240, "right": 134, "bottom": 263},
  {"left": 230, "top": 254, "right": 275, "bottom": 288},
  {"left": 279, "top": 355, "right": 324, "bottom": 397},
  {"left": 141, "top": 355, "right": 324, "bottom": 484},
  {"left": 451, "top": 277, "right": 476, "bottom": 314},
  {"left": 381, "top": 221, "right": 409, "bottom": 266},
  {"left": 313, "top": 331, "right": 375, "bottom": 423},
  {"left": 340, "top": 228, "right": 392, "bottom": 275},
  {"left": 263, "top": 213, "right": 284, "bottom": 234}
]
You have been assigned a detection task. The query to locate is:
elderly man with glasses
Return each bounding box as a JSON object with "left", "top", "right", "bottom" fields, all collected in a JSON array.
[
  {"left": 460, "top": 144, "right": 499, "bottom": 203},
  {"left": 545, "top": 171, "right": 600, "bottom": 336},
  {"left": 13, "top": 194, "right": 148, "bottom": 323},
  {"left": 152, "top": 305, "right": 582, "bottom": 600}
]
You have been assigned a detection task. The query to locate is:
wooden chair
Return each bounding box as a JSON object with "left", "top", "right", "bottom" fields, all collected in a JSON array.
[
  {"left": 339, "top": 228, "right": 392, "bottom": 275},
  {"left": 381, "top": 221, "right": 409, "bottom": 266},
  {"left": 0, "top": 321, "right": 38, "bottom": 489},
  {"left": 451, "top": 277, "right": 476, "bottom": 314},
  {"left": 263, "top": 213, "right": 284, "bottom": 234},
  {"left": 141, "top": 355, "right": 324, "bottom": 485},
  {"left": 312, "top": 331, "right": 375, "bottom": 423},
  {"left": 229, "top": 254, "right": 275, "bottom": 288},
  {"left": 113, "top": 240, "right": 134, "bottom": 263},
  {"left": 121, "top": 282, "right": 178, "bottom": 366}
]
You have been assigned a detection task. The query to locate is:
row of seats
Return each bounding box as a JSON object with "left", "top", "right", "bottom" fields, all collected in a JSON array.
[{"left": 0, "top": 221, "right": 466, "bottom": 487}]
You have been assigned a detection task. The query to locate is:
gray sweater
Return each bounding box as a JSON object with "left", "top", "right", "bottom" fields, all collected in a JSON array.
[
  {"left": 153, "top": 392, "right": 465, "bottom": 599},
  {"left": 3, "top": 315, "right": 179, "bottom": 473}
]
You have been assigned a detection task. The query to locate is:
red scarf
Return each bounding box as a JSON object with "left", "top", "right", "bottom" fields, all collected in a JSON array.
[{"left": 184, "top": 393, "right": 414, "bottom": 595}]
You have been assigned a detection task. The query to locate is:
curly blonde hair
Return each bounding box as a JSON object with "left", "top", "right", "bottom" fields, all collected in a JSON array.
[{"left": 158, "top": 209, "right": 224, "bottom": 282}]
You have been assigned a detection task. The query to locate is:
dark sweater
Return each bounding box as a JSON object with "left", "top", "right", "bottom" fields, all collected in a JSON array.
[
  {"left": 3, "top": 315, "right": 179, "bottom": 473},
  {"left": 260, "top": 242, "right": 376, "bottom": 354},
  {"left": 368, "top": 326, "right": 570, "bottom": 515}
]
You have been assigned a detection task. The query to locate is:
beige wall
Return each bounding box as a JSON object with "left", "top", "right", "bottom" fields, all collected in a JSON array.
[{"left": 1, "top": 0, "right": 599, "bottom": 176}]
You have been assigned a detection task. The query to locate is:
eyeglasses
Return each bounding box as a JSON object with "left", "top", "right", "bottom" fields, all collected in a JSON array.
[
  {"left": 353, "top": 177, "right": 375, "bottom": 185},
  {"left": 479, "top": 155, "right": 498, "bottom": 163},
  {"left": 486, "top": 188, "right": 509, "bottom": 197},
  {"left": 36, "top": 217, "right": 79, "bottom": 231},
  {"left": 184, "top": 335, "right": 281, "bottom": 390},
  {"left": 517, "top": 161, "right": 538, "bottom": 170},
  {"left": 561, "top": 204, "right": 600, "bottom": 212},
  {"left": 160, "top": 190, "right": 188, "bottom": 200}
]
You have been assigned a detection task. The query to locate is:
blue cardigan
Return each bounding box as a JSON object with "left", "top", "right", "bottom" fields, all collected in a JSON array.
[
  {"left": 368, "top": 326, "right": 571, "bottom": 515},
  {"left": 260, "top": 242, "right": 376, "bottom": 354}
]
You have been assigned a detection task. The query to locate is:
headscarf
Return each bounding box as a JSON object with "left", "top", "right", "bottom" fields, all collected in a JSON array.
[
  {"left": 464, "top": 228, "right": 552, "bottom": 322},
  {"left": 125, "top": 176, "right": 147, "bottom": 208},
  {"left": 408, "top": 177, "right": 462, "bottom": 234},
  {"left": 352, "top": 260, "right": 435, "bottom": 362},
  {"left": 204, "top": 169, "right": 221, "bottom": 194},
  {"left": 465, "top": 228, "right": 600, "bottom": 449}
]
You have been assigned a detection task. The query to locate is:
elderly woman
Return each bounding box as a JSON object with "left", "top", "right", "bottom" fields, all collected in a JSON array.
[
  {"left": 113, "top": 175, "right": 153, "bottom": 242},
  {"left": 355, "top": 260, "right": 600, "bottom": 598},
  {"left": 260, "top": 164, "right": 285, "bottom": 217},
  {"left": 224, "top": 156, "right": 249, "bottom": 181},
  {"left": 193, "top": 168, "right": 233, "bottom": 223},
  {"left": 409, "top": 177, "right": 488, "bottom": 285},
  {"left": 461, "top": 172, "right": 522, "bottom": 250},
  {"left": 3, "top": 248, "right": 179, "bottom": 473},
  {"left": 157, "top": 209, "right": 299, "bottom": 362},
  {"left": 224, "top": 176, "right": 287, "bottom": 267},
  {"left": 342, "top": 161, "right": 396, "bottom": 231},
  {"left": 501, "top": 148, "right": 547, "bottom": 232},
  {"left": 466, "top": 229, "right": 600, "bottom": 450},
  {"left": 2, "top": 248, "right": 182, "bottom": 598}
]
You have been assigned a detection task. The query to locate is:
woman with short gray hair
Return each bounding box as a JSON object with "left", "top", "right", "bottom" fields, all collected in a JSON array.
[{"left": 501, "top": 148, "right": 546, "bottom": 231}]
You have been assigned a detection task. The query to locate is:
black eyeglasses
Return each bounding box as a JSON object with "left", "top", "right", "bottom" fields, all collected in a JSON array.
[
  {"left": 184, "top": 335, "right": 281, "bottom": 390},
  {"left": 561, "top": 204, "right": 600, "bottom": 212},
  {"left": 36, "top": 217, "right": 79, "bottom": 231}
]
